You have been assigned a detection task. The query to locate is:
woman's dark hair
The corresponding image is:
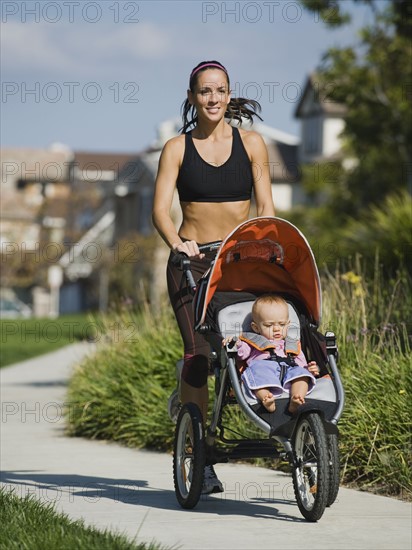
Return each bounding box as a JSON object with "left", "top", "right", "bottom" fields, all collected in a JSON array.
[{"left": 180, "top": 60, "right": 263, "bottom": 133}]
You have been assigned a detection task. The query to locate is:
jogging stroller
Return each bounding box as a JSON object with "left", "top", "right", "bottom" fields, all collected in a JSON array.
[{"left": 172, "top": 217, "right": 345, "bottom": 522}]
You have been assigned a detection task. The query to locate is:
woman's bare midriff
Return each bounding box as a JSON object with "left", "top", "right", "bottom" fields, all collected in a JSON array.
[{"left": 179, "top": 200, "right": 251, "bottom": 243}]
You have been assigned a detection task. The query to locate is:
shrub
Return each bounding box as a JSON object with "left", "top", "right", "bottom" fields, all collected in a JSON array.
[
  {"left": 67, "top": 302, "right": 180, "bottom": 451},
  {"left": 321, "top": 264, "right": 411, "bottom": 498},
  {"left": 284, "top": 190, "right": 412, "bottom": 276}
]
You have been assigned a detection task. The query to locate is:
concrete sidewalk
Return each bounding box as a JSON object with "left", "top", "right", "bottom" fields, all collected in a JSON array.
[{"left": 1, "top": 343, "right": 411, "bottom": 550}]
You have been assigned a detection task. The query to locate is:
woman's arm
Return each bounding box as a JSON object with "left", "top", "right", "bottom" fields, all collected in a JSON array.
[
  {"left": 152, "top": 137, "right": 204, "bottom": 258},
  {"left": 152, "top": 137, "right": 183, "bottom": 250},
  {"left": 245, "top": 131, "right": 276, "bottom": 217}
]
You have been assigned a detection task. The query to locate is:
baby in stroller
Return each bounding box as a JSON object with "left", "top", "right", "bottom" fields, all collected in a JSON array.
[{"left": 225, "top": 294, "right": 320, "bottom": 413}]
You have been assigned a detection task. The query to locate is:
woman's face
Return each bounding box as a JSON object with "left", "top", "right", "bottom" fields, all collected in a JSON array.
[{"left": 188, "top": 68, "right": 231, "bottom": 123}]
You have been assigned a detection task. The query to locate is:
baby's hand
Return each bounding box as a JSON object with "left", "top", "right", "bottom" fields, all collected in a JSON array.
[
  {"left": 222, "top": 336, "right": 238, "bottom": 348},
  {"left": 307, "top": 361, "right": 320, "bottom": 377}
]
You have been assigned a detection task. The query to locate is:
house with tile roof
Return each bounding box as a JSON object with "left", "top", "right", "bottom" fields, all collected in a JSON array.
[{"left": 1, "top": 145, "right": 72, "bottom": 254}]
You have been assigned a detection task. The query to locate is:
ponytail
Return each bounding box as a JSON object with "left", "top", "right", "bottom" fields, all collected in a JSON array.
[
  {"left": 180, "top": 60, "right": 263, "bottom": 133},
  {"left": 225, "top": 97, "right": 263, "bottom": 126}
]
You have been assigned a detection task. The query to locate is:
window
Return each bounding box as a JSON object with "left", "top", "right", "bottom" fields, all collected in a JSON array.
[{"left": 303, "top": 116, "right": 322, "bottom": 155}]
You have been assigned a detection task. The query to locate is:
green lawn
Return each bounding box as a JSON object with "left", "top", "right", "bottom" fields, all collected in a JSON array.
[
  {"left": 0, "top": 313, "right": 104, "bottom": 368},
  {"left": 1, "top": 488, "right": 165, "bottom": 550}
]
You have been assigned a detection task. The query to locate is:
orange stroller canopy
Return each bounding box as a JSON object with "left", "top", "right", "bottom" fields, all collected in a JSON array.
[{"left": 196, "top": 217, "right": 322, "bottom": 326}]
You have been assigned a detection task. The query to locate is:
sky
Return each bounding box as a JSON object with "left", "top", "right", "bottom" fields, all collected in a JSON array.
[{"left": 1, "top": 0, "right": 374, "bottom": 153}]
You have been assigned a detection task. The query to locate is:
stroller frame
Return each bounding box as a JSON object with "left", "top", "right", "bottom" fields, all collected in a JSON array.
[{"left": 172, "top": 217, "right": 345, "bottom": 522}]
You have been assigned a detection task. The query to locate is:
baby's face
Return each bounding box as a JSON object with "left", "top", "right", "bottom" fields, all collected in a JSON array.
[{"left": 252, "top": 302, "right": 290, "bottom": 341}]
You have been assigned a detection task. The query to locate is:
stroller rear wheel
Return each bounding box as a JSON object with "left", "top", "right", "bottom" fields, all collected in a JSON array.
[
  {"left": 292, "top": 412, "right": 329, "bottom": 521},
  {"left": 173, "top": 403, "right": 206, "bottom": 509}
]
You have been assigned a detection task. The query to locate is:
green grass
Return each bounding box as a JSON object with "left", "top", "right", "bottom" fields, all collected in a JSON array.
[
  {"left": 0, "top": 488, "right": 166, "bottom": 550},
  {"left": 0, "top": 313, "right": 103, "bottom": 368},
  {"left": 320, "top": 262, "right": 412, "bottom": 498},
  {"left": 67, "top": 267, "right": 412, "bottom": 499}
]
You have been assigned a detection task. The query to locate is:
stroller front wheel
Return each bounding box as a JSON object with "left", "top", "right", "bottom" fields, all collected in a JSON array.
[
  {"left": 292, "top": 412, "right": 329, "bottom": 522},
  {"left": 173, "top": 403, "right": 206, "bottom": 509},
  {"left": 327, "top": 433, "right": 340, "bottom": 507}
]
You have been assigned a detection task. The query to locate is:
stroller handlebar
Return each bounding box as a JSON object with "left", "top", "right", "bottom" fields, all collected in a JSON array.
[
  {"left": 171, "top": 252, "right": 197, "bottom": 293},
  {"left": 226, "top": 337, "right": 238, "bottom": 350},
  {"left": 171, "top": 242, "right": 220, "bottom": 294}
]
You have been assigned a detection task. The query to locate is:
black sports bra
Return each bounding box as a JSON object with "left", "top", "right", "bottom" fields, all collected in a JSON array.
[{"left": 176, "top": 127, "right": 253, "bottom": 203}]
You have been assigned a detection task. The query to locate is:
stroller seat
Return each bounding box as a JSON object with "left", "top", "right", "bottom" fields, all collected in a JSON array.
[{"left": 217, "top": 300, "right": 337, "bottom": 406}]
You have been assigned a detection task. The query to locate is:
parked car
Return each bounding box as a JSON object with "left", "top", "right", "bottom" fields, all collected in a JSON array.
[{"left": 0, "top": 298, "right": 32, "bottom": 319}]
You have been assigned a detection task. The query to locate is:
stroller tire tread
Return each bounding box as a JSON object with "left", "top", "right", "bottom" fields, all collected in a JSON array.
[
  {"left": 173, "top": 403, "right": 206, "bottom": 509},
  {"left": 292, "top": 412, "right": 330, "bottom": 522}
]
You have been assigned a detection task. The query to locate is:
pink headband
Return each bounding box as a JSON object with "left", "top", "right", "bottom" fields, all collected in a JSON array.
[{"left": 190, "top": 63, "right": 227, "bottom": 78}]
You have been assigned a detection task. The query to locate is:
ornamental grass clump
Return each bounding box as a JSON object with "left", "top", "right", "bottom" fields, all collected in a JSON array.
[
  {"left": 67, "top": 301, "right": 181, "bottom": 451},
  {"left": 321, "top": 262, "right": 411, "bottom": 498}
]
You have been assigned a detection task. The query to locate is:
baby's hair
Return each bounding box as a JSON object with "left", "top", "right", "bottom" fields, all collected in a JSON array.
[
  {"left": 252, "top": 294, "right": 289, "bottom": 322},
  {"left": 180, "top": 60, "right": 263, "bottom": 133}
]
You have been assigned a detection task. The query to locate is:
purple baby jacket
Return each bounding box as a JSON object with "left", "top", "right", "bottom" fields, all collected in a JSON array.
[{"left": 237, "top": 338, "right": 308, "bottom": 368}]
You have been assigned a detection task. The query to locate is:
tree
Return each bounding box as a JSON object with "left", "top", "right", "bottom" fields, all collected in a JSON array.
[{"left": 300, "top": 0, "right": 412, "bottom": 215}]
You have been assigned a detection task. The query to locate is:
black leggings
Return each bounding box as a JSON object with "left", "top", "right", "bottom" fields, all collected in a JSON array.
[{"left": 166, "top": 245, "right": 218, "bottom": 388}]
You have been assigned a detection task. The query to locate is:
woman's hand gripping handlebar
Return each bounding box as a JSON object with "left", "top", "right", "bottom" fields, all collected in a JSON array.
[{"left": 171, "top": 242, "right": 221, "bottom": 295}]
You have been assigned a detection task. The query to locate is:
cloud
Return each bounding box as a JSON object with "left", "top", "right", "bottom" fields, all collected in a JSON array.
[
  {"left": 2, "top": 22, "right": 72, "bottom": 74},
  {"left": 1, "top": 20, "right": 173, "bottom": 78}
]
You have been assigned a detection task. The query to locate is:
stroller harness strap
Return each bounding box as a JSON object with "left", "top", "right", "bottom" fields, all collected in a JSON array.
[
  {"left": 239, "top": 331, "right": 301, "bottom": 357},
  {"left": 239, "top": 332, "right": 300, "bottom": 384}
]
